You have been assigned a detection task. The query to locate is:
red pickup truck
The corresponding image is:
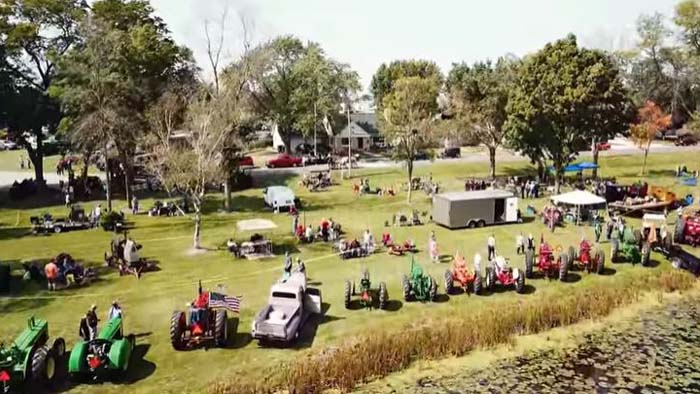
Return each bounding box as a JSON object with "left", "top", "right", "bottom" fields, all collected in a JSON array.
[{"left": 266, "top": 154, "right": 302, "bottom": 168}]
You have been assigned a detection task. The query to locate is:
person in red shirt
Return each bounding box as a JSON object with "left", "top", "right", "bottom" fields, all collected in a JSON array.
[{"left": 44, "top": 260, "right": 58, "bottom": 291}]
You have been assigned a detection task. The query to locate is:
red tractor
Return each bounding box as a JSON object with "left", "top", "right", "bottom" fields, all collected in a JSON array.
[
  {"left": 484, "top": 256, "right": 525, "bottom": 294},
  {"left": 568, "top": 239, "right": 605, "bottom": 274},
  {"left": 525, "top": 239, "right": 569, "bottom": 281},
  {"left": 674, "top": 215, "right": 700, "bottom": 247},
  {"left": 443, "top": 253, "right": 483, "bottom": 295},
  {"left": 170, "top": 282, "right": 240, "bottom": 350}
]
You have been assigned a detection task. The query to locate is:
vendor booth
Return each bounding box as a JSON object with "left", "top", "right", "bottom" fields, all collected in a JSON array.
[
  {"left": 551, "top": 190, "right": 606, "bottom": 225},
  {"left": 236, "top": 219, "right": 277, "bottom": 260}
]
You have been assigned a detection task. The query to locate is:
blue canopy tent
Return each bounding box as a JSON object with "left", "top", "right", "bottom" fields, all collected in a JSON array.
[
  {"left": 681, "top": 177, "right": 697, "bottom": 187},
  {"left": 576, "top": 162, "right": 599, "bottom": 170},
  {"left": 548, "top": 162, "right": 599, "bottom": 173}
]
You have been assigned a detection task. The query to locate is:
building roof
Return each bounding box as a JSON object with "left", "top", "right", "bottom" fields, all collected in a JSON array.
[
  {"left": 337, "top": 113, "right": 380, "bottom": 138},
  {"left": 437, "top": 190, "right": 515, "bottom": 202}
]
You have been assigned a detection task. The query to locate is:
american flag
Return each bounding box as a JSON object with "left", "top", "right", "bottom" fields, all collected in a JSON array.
[{"left": 209, "top": 292, "right": 241, "bottom": 312}]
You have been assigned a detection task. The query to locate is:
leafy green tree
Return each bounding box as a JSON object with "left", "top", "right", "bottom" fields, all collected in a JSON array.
[
  {"left": 446, "top": 58, "right": 518, "bottom": 178},
  {"left": 382, "top": 76, "right": 440, "bottom": 202},
  {"left": 52, "top": 0, "right": 196, "bottom": 207},
  {"left": 0, "top": 0, "right": 87, "bottom": 184},
  {"left": 505, "top": 35, "right": 631, "bottom": 193},
  {"left": 242, "top": 36, "right": 359, "bottom": 153},
  {"left": 371, "top": 60, "right": 443, "bottom": 110},
  {"left": 675, "top": 0, "right": 700, "bottom": 54}
]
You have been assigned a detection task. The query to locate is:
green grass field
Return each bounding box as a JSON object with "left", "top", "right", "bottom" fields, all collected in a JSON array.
[{"left": 0, "top": 151, "right": 697, "bottom": 393}]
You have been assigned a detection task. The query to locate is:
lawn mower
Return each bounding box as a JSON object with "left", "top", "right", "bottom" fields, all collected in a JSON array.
[
  {"left": 170, "top": 283, "right": 240, "bottom": 350},
  {"left": 611, "top": 228, "right": 650, "bottom": 266},
  {"left": 68, "top": 317, "right": 134, "bottom": 380},
  {"left": 524, "top": 238, "right": 569, "bottom": 281},
  {"left": 444, "top": 253, "right": 482, "bottom": 295},
  {"left": 568, "top": 239, "right": 605, "bottom": 274},
  {"left": 401, "top": 258, "right": 438, "bottom": 302},
  {"left": 0, "top": 317, "right": 66, "bottom": 393},
  {"left": 484, "top": 256, "right": 525, "bottom": 294},
  {"left": 344, "top": 270, "right": 389, "bottom": 310}
]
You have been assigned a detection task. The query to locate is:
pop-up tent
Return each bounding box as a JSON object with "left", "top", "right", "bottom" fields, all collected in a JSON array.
[
  {"left": 551, "top": 190, "right": 607, "bottom": 225},
  {"left": 548, "top": 162, "right": 599, "bottom": 173}
]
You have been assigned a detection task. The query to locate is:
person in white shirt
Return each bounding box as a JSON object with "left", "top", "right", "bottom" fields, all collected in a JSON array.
[
  {"left": 516, "top": 233, "right": 524, "bottom": 255},
  {"left": 108, "top": 301, "right": 122, "bottom": 320},
  {"left": 487, "top": 235, "right": 496, "bottom": 261}
]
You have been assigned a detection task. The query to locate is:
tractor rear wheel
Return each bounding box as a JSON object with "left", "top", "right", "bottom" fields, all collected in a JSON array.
[
  {"left": 559, "top": 253, "right": 569, "bottom": 282},
  {"left": 402, "top": 275, "right": 412, "bottom": 301},
  {"left": 641, "top": 242, "right": 651, "bottom": 267},
  {"left": 515, "top": 270, "right": 525, "bottom": 294},
  {"left": 378, "top": 282, "right": 388, "bottom": 310},
  {"left": 594, "top": 248, "right": 605, "bottom": 274},
  {"left": 170, "top": 311, "right": 185, "bottom": 350},
  {"left": 633, "top": 229, "right": 643, "bottom": 247},
  {"left": 51, "top": 337, "right": 66, "bottom": 358},
  {"left": 214, "top": 310, "right": 228, "bottom": 347},
  {"left": 568, "top": 246, "right": 577, "bottom": 263},
  {"left": 429, "top": 277, "right": 438, "bottom": 301},
  {"left": 610, "top": 238, "right": 619, "bottom": 263},
  {"left": 484, "top": 267, "right": 495, "bottom": 292},
  {"left": 675, "top": 217, "right": 686, "bottom": 244},
  {"left": 443, "top": 270, "right": 454, "bottom": 295},
  {"left": 31, "top": 346, "right": 55, "bottom": 385},
  {"left": 344, "top": 280, "right": 352, "bottom": 309},
  {"left": 473, "top": 274, "right": 482, "bottom": 295},
  {"left": 525, "top": 250, "right": 534, "bottom": 279}
]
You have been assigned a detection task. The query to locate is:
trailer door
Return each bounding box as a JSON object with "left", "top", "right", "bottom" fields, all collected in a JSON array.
[{"left": 505, "top": 197, "right": 519, "bottom": 222}]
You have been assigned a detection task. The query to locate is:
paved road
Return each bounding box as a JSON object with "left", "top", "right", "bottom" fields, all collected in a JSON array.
[{"left": 0, "top": 143, "right": 698, "bottom": 187}]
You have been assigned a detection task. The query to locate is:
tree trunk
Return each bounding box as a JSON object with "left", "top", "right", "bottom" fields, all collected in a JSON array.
[
  {"left": 120, "top": 153, "right": 133, "bottom": 209},
  {"left": 105, "top": 144, "right": 113, "bottom": 211},
  {"left": 641, "top": 148, "right": 649, "bottom": 176},
  {"left": 223, "top": 179, "right": 231, "bottom": 211},
  {"left": 81, "top": 154, "right": 90, "bottom": 201},
  {"left": 536, "top": 159, "right": 545, "bottom": 182},
  {"left": 488, "top": 146, "right": 497, "bottom": 179},
  {"left": 554, "top": 164, "right": 563, "bottom": 194},
  {"left": 193, "top": 211, "right": 202, "bottom": 249},
  {"left": 591, "top": 136, "right": 599, "bottom": 179},
  {"left": 27, "top": 130, "right": 45, "bottom": 186},
  {"left": 406, "top": 159, "right": 414, "bottom": 203}
]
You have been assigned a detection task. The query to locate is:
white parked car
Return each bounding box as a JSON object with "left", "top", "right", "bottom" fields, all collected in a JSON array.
[
  {"left": 263, "top": 186, "right": 296, "bottom": 213},
  {"left": 0, "top": 140, "right": 18, "bottom": 150}
]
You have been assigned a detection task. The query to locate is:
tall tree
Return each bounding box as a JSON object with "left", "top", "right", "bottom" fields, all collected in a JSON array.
[
  {"left": 382, "top": 76, "right": 440, "bottom": 202},
  {"left": 505, "top": 35, "right": 631, "bottom": 193},
  {"left": 53, "top": 0, "right": 196, "bottom": 207},
  {"left": 371, "top": 60, "right": 443, "bottom": 111},
  {"left": 446, "top": 58, "right": 518, "bottom": 178},
  {"left": 0, "top": 0, "right": 87, "bottom": 184},
  {"left": 243, "top": 36, "right": 359, "bottom": 152},
  {"left": 675, "top": 0, "right": 700, "bottom": 54},
  {"left": 630, "top": 101, "right": 672, "bottom": 175}
]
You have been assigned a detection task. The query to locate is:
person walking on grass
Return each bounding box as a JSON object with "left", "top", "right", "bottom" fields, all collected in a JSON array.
[
  {"left": 516, "top": 232, "right": 524, "bottom": 255},
  {"left": 594, "top": 218, "right": 602, "bottom": 243},
  {"left": 487, "top": 234, "right": 496, "bottom": 261},
  {"left": 86, "top": 305, "right": 99, "bottom": 340},
  {"left": 44, "top": 260, "right": 58, "bottom": 291},
  {"left": 131, "top": 195, "right": 139, "bottom": 215},
  {"left": 429, "top": 231, "right": 439, "bottom": 263}
]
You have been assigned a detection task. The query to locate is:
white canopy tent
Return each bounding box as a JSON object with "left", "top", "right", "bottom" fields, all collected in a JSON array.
[
  {"left": 236, "top": 219, "right": 278, "bottom": 232},
  {"left": 551, "top": 190, "right": 606, "bottom": 207}
]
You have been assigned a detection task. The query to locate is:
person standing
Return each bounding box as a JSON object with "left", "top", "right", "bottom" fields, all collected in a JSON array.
[
  {"left": 487, "top": 234, "right": 496, "bottom": 261},
  {"left": 93, "top": 204, "right": 102, "bottom": 225},
  {"left": 132, "top": 195, "right": 139, "bottom": 215},
  {"left": 86, "top": 305, "right": 99, "bottom": 340},
  {"left": 19, "top": 155, "right": 24, "bottom": 170},
  {"left": 292, "top": 213, "right": 299, "bottom": 236},
  {"left": 108, "top": 301, "right": 123, "bottom": 320},
  {"left": 429, "top": 233, "right": 439, "bottom": 263},
  {"left": 44, "top": 260, "right": 58, "bottom": 291},
  {"left": 516, "top": 232, "right": 524, "bottom": 255},
  {"left": 594, "top": 219, "right": 602, "bottom": 243}
]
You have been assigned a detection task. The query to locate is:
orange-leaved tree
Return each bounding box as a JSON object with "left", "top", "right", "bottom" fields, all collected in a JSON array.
[{"left": 630, "top": 101, "right": 672, "bottom": 175}]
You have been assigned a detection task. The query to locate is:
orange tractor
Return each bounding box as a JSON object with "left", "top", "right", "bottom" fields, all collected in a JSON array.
[
  {"left": 443, "top": 253, "right": 482, "bottom": 295},
  {"left": 568, "top": 239, "right": 605, "bottom": 274},
  {"left": 525, "top": 238, "right": 569, "bottom": 281}
]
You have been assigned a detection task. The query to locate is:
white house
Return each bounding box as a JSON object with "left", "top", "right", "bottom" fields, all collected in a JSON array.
[{"left": 333, "top": 113, "right": 382, "bottom": 151}]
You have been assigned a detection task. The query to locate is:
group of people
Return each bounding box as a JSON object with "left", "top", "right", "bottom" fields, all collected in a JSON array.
[
  {"left": 465, "top": 179, "right": 489, "bottom": 191},
  {"left": 292, "top": 216, "right": 340, "bottom": 243},
  {"left": 518, "top": 179, "right": 541, "bottom": 199},
  {"left": 353, "top": 178, "right": 396, "bottom": 197},
  {"left": 300, "top": 171, "right": 332, "bottom": 191},
  {"left": 43, "top": 253, "right": 94, "bottom": 291},
  {"left": 56, "top": 156, "right": 79, "bottom": 176},
  {"left": 381, "top": 233, "right": 417, "bottom": 256},
  {"left": 675, "top": 165, "right": 697, "bottom": 178},
  {"left": 18, "top": 155, "right": 32, "bottom": 170},
  {"left": 282, "top": 252, "right": 306, "bottom": 281},
  {"left": 78, "top": 302, "right": 123, "bottom": 341}
]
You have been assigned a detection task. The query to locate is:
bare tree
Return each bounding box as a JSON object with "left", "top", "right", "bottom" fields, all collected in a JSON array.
[{"left": 204, "top": 6, "right": 228, "bottom": 94}]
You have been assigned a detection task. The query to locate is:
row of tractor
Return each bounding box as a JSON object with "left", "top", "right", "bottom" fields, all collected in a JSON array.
[{"left": 0, "top": 316, "right": 133, "bottom": 393}]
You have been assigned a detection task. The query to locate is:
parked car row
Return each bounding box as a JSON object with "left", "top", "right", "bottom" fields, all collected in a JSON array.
[{"left": 0, "top": 139, "right": 18, "bottom": 150}]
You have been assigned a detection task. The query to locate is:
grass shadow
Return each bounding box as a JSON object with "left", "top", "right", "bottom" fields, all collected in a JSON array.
[
  {"left": 564, "top": 272, "right": 582, "bottom": 283},
  {"left": 646, "top": 260, "right": 661, "bottom": 268},
  {"left": 0, "top": 226, "right": 32, "bottom": 240},
  {"left": 521, "top": 284, "right": 536, "bottom": 295},
  {"left": 121, "top": 343, "right": 157, "bottom": 384},
  {"left": 433, "top": 294, "right": 450, "bottom": 303},
  {"left": 384, "top": 299, "right": 403, "bottom": 312},
  {"left": 600, "top": 267, "right": 617, "bottom": 276}
]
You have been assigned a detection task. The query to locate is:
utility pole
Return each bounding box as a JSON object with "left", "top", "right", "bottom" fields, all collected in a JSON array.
[
  {"left": 347, "top": 103, "right": 352, "bottom": 179},
  {"left": 313, "top": 100, "right": 317, "bottom": 157}
]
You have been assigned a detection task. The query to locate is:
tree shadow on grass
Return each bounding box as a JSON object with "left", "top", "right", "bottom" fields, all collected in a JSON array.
[{"left": 0, "top": 226, "right": 32, "bottom": 240}]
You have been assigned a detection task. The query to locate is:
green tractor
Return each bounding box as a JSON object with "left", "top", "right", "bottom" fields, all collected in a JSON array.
[
  {"left": 68, "top": 317, "right": 134, "bottom": 380},
  {"left": 611, "top": 227, "right": 650, "bottom": 266},
  {"left": 401, "top": 258, "right": 438, "bottom": 302},
  {"left": 344, "top": 270, "right": 389, "bottom": 310},
  {"left": 0, "top": 317, "right": 66, "bottom": 393}
]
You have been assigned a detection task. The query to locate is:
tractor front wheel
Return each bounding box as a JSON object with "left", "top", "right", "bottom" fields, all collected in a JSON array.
[
  {"left": 525, "top": 250, "right": 534, "bottom": 279},
  {"left": 443, "top": 270, "right": 454, "bottom": 295},
  {"left": 429, "top": 277, "right": 438, "bottom": 301},
  {"left": 170, "top": 311, "right": 186, "bottom": 350},
  {"left": 675, "top": 217, "right": 686, "bottom": 244},
  {"left": 31, "top": 346, "right": 56, "bottom": 385},
  {"left": 344, "top": 280, "right": 352, "bottom": 309},
  {"left": 473, "top": 274, "right": 482, "bottom": 295},
  {"left": 51, "top": 337, "right": 66, "bottom": 358},
  {"left": 559, "top": 253, "right": 569, "bottom": 282},
  {"left": 484, "top": 267, "right": 494, "bottom": 292},
  {"left": 641, "top": 242, "right": 651, "bottom": 267},
  {"left": 515, "top": 270, "right": 525, "bottom": 294},
  {"left": 378, "top": 282, "right": 388, "bottom": 310},
  {"left": 214, "top": 310, "right": 228, "bottom": 347},
  {"left": 594, "top": 248, "right": 605, "bottom": 274},
  {"left": 402, "top": 275, "right": 412, "bottom": 301}
]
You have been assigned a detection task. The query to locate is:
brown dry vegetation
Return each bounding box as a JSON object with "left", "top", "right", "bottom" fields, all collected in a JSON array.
[{"left": 211, "top": 270, "right": 695, "bottom": 394}]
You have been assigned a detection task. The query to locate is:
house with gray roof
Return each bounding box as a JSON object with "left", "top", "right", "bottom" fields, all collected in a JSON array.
[{"left": 334, "top": 113, "right": 383, "bottom": 151}]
